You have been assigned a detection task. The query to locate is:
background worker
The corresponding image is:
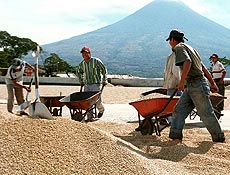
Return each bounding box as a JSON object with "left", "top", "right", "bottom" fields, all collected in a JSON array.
[
  {"left": 162, "top": 51, "right": 183, "bottom": 125},
  {"left": 5, "top": 58, "right": 34, "bottom": 113},
  {"left": 165, "top": 29, "right": 225, "bottom": 145},
  {"left": 76, "top": 46, "right": 107, "bottom": 122},
  {"left": 163, "top": 51, "right": 182, "bottom": 96},
  {"left": 211, "top": 53, "right": 226, "bottom": 111}
]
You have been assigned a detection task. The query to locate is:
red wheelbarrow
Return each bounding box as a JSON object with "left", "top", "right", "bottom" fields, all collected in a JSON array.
[
  {"left": 40, "top": 95, "right": 65, "bottom": 116},
  {"left": 129, "top": 89, "right": 179, "bottom": 136},
  {"left": 59, "top": 91, "right": 101, "bottom": 121}
]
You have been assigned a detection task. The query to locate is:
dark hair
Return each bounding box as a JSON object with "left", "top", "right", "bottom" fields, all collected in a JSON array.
[
  {"left": 173, "top": 36, "right": 185, "bottom": 43},
  {"left": 212, "top": 53, "right": 218, "bottom": 58},
  {"left": 166, "top": 29, "right": 188, "bottom": 42}
]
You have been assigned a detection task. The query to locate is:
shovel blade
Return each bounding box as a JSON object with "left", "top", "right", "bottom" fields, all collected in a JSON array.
[
  {"left": 28, "top": 102, "right": 53, "bottom": 120},
  {"left": 14, "top": 101, "right": 31, "bottom": 114}
]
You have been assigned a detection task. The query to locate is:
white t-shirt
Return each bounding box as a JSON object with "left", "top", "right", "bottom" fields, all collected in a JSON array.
[
  {"left": 5, "top": 61, "right": 26, "bottom": 85},
  {"left": 212, "top": 61, "right": 225, "bottom": 79}
]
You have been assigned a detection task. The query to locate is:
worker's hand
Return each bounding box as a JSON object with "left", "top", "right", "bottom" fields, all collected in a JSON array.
[
  {"left": 25, "top": 86, "right": 31, "bottom": 92},
  {"left": 139, "top": 94, "right": 144, "bottom": 98},
  {"left": 80, "top": 82, "right": 85, "bottom": 87},
  {"left": 217, "top": 79, "right": 224, "bottom": 84},
  {"left": 210, "top": 84, "right": 219, "bottom": 93},
  {"left": 102, "top": 82, "right": 107, "bottom": 86},
  {"left": 177, "top": 82, "right": 185, "bottom": 91}
]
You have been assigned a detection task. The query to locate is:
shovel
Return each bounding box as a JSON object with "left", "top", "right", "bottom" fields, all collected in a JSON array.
[
  {"left": 14, "top": 77, "right": 33, "bottom": 114},
  {"left": 28, "top": 45, "right": 53, "bottom": 120}
]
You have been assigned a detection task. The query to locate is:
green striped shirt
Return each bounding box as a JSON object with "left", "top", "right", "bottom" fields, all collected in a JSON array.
[{"left": 76, "top": 57, "right": 107, "bottom": 84}]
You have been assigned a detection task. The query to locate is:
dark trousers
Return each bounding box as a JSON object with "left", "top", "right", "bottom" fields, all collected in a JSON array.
[{"left": 214, "top": 78, "right": 225, "bottom": 110}]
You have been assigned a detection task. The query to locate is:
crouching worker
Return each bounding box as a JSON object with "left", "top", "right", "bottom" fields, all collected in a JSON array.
[{"left": 5, "top": 58, "right": 34, "bottom": 113}]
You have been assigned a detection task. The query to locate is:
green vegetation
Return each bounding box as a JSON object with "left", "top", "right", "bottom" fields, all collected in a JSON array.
[
  {"left": 0, "top": 31, "right": 38, "bottom": 67},
  {"left": 0, "top": 31, "right": 76, "bottom": 76},
  {"left": 43, "top": 53, "right": 75, "bottom": 77}
]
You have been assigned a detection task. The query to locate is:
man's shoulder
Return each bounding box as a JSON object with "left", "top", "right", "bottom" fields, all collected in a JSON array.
[
  {"left": 175, "top": 43, "right": 185, "bottom": 50},
  {"left": 7, "top": 66, "right": 14, "bottom": 74},
  {"left": 78, "top": 60, "right": 85, "bottom": 65},
  {"left": 177, "top": 43, "right": 193, "bottom": 50},
  {"left": 174, "top": 44, "right": 186, "bottom": 55},
  {"left": 217, "top": 61, "right": 225, "bottom": 69},
  {"left": 91, "top": 57, "right": 103, "bottom": 63},
  {"left": 91, "top": 57, "right": 101, "bottom": 61},
  {"left": 217, "top": 61, "right": 223, "bottom": 65}
]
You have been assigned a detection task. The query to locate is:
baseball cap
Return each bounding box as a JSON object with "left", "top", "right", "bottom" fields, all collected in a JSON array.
[
  {"left": 80, "top": 46, "right": 91, "bottom": 53},
  {"left": 11, "top": 58, "right": 23, "bottom": 69},
  {"left": 166, "top": 29, "right": 188, "bottom": 41}
]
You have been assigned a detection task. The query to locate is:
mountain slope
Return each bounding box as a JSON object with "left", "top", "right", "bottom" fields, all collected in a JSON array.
[{"left": 41, "top": 0, "right": 230, "bottom": 78}]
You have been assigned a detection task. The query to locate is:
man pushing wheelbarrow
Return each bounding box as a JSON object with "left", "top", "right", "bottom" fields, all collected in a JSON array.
[
  {"left": 76, "top": 46, "right": 107, "bottom": 122},
  {"left": 165, "top": 29, "right": 225, "bottom": 145}
]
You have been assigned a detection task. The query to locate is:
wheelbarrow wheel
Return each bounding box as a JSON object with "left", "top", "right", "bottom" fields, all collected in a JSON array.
[
  {"left": 141, "top": 118, "right": 154, "bottom": 135},
  {"left": 72, "top": 112, "right": 84, "bottom": 121},
  {"left": 53, "top": 108, "right": 59, "bottom": 116}
]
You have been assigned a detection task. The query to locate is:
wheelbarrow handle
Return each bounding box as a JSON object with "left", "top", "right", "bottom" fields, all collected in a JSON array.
[
  {"left": 80, "top": 85, "right": 83, "bottom": 92},
  {"left": 170, "top": 88, "right": 178, "bottom": 98},
  {"left": 157, "top": 88, "right": 178, "bottom": 113},
  {"left": 28, "top": 77, "right": 34, "bottom": 88},
  {"left": 140, "top": 88, "right": 167, "bottom": 96},
  {"left": 100, "top": 84, "right": 106, "bottom": 92},
  {"left": 25, "top": 77, "right": 34, "bottom": 101}
]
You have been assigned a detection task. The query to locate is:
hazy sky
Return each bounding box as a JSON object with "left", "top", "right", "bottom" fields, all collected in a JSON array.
[{"left": 1, "top": 0, "right": 229, "bottom": 45}]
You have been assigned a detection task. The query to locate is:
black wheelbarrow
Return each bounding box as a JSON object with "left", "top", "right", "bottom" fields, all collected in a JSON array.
[{"left": 189, "top": 93, "right": 227, "bottom": 120}]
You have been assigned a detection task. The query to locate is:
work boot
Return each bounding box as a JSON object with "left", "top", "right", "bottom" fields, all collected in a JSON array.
[
  {"left": 97, "top": 112, "right": 104, "bottom": 118},
  {"left": 212, "top": 133, "right": 225, "bottom": 143}
]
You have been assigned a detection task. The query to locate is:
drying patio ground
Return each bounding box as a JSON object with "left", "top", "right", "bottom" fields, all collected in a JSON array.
[{"left": 0, "top": 84, "right": 230, "bottom": 174}]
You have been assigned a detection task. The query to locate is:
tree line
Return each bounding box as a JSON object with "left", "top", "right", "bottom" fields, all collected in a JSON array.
[{"left": 0, "top": 31, "right": 76, "bottom": 77}]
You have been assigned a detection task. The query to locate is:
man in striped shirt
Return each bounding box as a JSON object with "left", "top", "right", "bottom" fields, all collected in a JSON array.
[{"left": 76, "top": 46, "right": 107, "bottom": 122}]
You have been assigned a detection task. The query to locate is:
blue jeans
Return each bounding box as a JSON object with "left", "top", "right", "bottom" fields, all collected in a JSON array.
[
  {"left": 167, "top": 88, "right": 183, "bottom": 96},
  {"left": 169, "top": 77, "right": 225, "bottom": 142}
]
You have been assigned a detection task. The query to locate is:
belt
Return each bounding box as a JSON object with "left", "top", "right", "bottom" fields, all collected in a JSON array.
[
  {"left": 214, "top": 78, "right": 221, "bottom": 82},
  {"left": 186, "top": 76, "right": 203, "bottom": 83}
]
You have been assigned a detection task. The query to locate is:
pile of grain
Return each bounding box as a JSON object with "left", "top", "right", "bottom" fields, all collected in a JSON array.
[
  {"left": 1, "top": 84, "right": 230, "bottom": 175},
  {"left": 138, "top": 92, "right": 224, "bottom": 102},
  {"left": 1, "top": 115, "right": 156, "bottom": 174},
  {"left": 140, "top": 93, "right": 170, "bottom": 100},
  {"left": 1, "top": 113, "right": 229, "bottom": 175},
  {"left": 90, "top": 122, "right": 230, "bottom": 175},
  {"left": 1, "top": 113, "right": 190, "bottom": 175},
  {"left": 139, "top": 93, "right": 180, "bottom": 101}
]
